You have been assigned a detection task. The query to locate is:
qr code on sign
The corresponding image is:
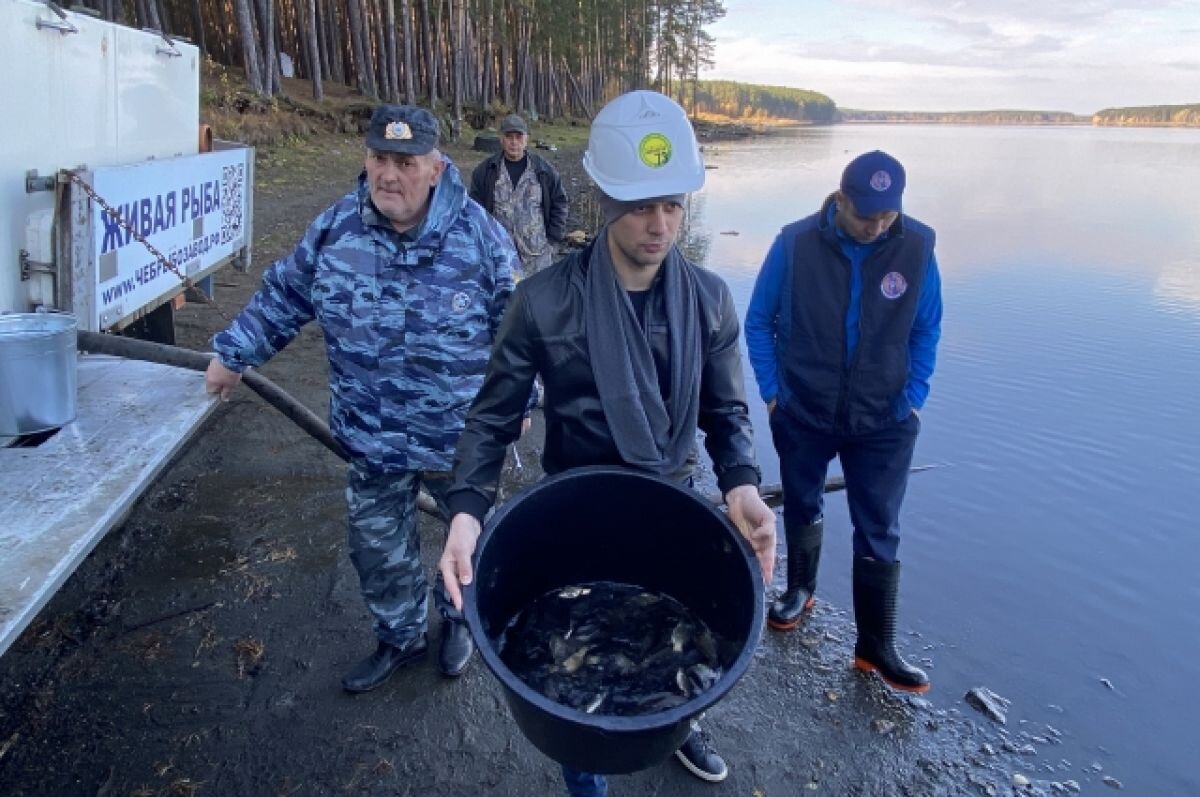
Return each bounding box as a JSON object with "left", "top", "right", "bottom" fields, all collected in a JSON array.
[{"left": 221, "top": 163, "right": 245, "bottom": 242}]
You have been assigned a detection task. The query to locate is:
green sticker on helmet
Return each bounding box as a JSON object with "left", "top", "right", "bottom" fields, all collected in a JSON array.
[{"left": 638, "top": 133, "right": 672, "bottom": 168}]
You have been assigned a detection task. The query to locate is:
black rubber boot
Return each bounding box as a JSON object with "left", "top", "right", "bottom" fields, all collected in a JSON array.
[
  {"left": 768, "top": 520, "right": 823, "bottom": 631},
  {"left": 851, "top": 556, "right": 930, "bottom": 693}
]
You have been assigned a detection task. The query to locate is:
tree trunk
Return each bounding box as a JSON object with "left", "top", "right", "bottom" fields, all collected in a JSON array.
[
  {"left": 399, "top": 0, "right": 417, "bottom": 103},
  {"left": 450, "top": 0, "right": 463, "bottom": 130},
  {"left": 254, "top": 0, "right": 280, "bottom": 95},
  {"left": 303, "top": 0, "right": 323, "bottom": 99},
  {"left": 191, "top": 1, "right": 208, "bottom": 57},
  {"left": 154, "top": 0, "right": 171, "bottom": 33},
  {"left": 480, "top": 0, "right": 493, "bottom": 109},
  {"left": 420, "top": 0, "right": 438, "bottom": 107},
  {"left": 314, "top": 0, "right": 332, "bottom": 82},
  {"left": 380, "top": 0, "right": 399, "bottom": 103},
  {"left": 323, "top": 0, "right": 344, "bottom": 84},
  {"left": 345, "top": 0, "right": 377, "bottom": 98},
  {"left": 233, "top": 0, "right": 265, "bottom": 95}
]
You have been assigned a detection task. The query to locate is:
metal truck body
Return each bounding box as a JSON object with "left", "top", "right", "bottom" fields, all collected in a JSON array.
[{"left": 2, "top": 0, "right": 252, "bottom": 331}]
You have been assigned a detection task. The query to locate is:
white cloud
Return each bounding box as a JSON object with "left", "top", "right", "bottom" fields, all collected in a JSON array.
[{"left": 709, "top": 0, "right": 1200, "bottom": 112}]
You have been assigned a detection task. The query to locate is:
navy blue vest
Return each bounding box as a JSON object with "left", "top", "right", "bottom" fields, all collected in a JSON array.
[{"left": 777, "top": 196, "right": 935, "bottom": 434}]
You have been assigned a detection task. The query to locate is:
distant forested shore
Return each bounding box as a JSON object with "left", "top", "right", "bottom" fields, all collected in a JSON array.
[
  {"left": 1091, "top": 104, "right": 1200, "bottom": 127},
  {"left": 836, "top": 109, "right": 1088, "bottom": 125},
  {"left": 679, "top": 85, "right": 1200, "bottom": 130}
]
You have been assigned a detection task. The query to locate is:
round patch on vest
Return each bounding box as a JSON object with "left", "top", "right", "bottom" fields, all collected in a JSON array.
[
  {"left": 870, "top": 170, "right": 893, "bottom": 192},
  {"left": 451, "top": 291, "right": 472, "bottom": 312},
  {"left": 880, "top": 272, "right": 907, "bottom": 300}
]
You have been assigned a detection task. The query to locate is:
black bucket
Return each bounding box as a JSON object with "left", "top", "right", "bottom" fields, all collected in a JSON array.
[{"left": 464, "top": 466, "right": 764, "bottom": 774}]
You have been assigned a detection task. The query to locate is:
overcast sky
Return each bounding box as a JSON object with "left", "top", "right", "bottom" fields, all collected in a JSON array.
[{"left": 706, "top": 0, "right": 1200, "bottom": 114}]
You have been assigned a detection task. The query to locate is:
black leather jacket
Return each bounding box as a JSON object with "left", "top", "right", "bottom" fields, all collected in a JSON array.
[
  {"left": 469, "top": 151, "right": 569, "bottom": 243},
  {"left": 446, "top": 243, "right": 760, "bottom": 522}
]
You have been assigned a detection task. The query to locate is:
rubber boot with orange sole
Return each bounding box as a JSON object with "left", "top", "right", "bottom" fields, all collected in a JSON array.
[
  {"left": 767, "top": 520, "right": 822, "bottom": 631},
  {"left": 851, "top": 556, "right": 930, "bottom": 694}
]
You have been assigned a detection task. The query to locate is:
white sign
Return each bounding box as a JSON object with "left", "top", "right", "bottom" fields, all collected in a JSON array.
[{"left": 92, "top": 149, "right": 248, "bottom": 328}]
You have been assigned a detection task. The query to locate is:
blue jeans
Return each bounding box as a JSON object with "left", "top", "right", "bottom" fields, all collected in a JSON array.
[
  {"left": 770, "top": 411, "right": 921, "bottom": 562},
  {"left": 562, "top": 766, "right": 607, "bottom": 796}
]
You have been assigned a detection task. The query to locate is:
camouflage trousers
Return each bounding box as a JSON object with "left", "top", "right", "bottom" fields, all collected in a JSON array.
[{"left": 346, "top": 462, "right": 462, "bottom": 649}]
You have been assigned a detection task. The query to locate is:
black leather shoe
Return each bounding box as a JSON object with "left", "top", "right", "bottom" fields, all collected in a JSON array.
[
  {"left": 438, "top": 619, "right": 474, "bottom": 677},
  {"left": 341, "top": 636, "right": 427, "bottom": 693}
]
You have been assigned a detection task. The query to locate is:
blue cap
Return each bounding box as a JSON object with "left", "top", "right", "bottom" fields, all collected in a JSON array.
[
  {"left": 365, "top": 104, "right": 439, "bottom": 155},
  {"left": 840, "top": 150, "right": 905, "bottom": 216}
]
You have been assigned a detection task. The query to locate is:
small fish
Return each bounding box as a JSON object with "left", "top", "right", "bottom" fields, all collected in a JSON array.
[
  {"left": 687, "top": 663, "right": 720, "bottom": 694},
  {"left": 584, "top": 692, "right": 606, "bottom": 713},
  {"left": 559, "top": 586, "right": 592, "bottom": 599},
  {"left": 610, "top": 653, "right": 635, "bottom": 675},
  {"left": 670, "top": 622, "right": 690, "bottom": 653},
  {"left": 694, "top": 628, "right": 718, "bottom": 663},
  {"left": 549, "top": 635, "right": 569, "bottom": 662},
  {"left": 562, "top": 646, "right": 590, "bottom": 674},
  {"left": 675, "top": 667, "right": 690, "bottom": 696}
]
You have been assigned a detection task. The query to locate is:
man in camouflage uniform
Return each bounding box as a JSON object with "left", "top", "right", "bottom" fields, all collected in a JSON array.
[
  {"left": 205, "top": 104, "right": 520, "bottom": 692},
  {"left": 470, "top": 113, "right": 569, "bottom": 277}
]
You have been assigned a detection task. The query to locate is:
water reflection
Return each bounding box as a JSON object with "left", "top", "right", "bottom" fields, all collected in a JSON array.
[{"left": 1154, "top": 257, "right": 1200, "bottom": 314}]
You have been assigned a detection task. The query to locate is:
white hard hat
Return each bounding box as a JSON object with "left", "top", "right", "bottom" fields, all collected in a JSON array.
[{"left": 582, "top": 91, "right": 705, "bottom": 201}]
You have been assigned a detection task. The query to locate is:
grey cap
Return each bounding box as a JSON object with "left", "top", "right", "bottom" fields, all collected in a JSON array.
[
  {"left": 499, "top": 114, "right": 529, "bottom": 134},
  {"left": 366, "top": 104, "right": 439, "bottom": 155}
]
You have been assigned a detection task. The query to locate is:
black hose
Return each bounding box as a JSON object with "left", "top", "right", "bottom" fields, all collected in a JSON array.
[{"left": 77, "top": 330, "right": 349, "bottom": 461}]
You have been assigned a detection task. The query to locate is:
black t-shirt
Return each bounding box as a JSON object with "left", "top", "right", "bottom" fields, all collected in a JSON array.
[
  {"left": 504, "top": 155, "right": 528, "bottom": 187},
  {"left": 626, "top": 289, "right": 670, "bottom": 400}
]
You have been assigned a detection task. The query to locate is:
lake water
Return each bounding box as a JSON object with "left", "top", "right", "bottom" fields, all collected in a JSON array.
[{"left": 691, "top": 124, "right": 1200, "bottom": 795}]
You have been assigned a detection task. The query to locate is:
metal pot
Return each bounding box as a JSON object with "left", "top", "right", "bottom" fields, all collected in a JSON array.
[{"left": 0, "top": 313, "right": 78, "bottom": 436}]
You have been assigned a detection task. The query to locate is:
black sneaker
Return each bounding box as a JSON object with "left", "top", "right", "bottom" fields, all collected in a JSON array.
[{"left": 674, "top": 724, "right": 728, "bottom": 783}]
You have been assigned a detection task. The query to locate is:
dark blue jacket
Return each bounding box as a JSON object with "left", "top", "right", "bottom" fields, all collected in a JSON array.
[{"left": 745, "top": 195, "right": 942, "bottom": 434}]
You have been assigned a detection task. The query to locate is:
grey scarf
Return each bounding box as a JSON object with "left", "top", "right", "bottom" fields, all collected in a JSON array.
[{"left": 584, "top": 230, "right": 702, "bottom": 475}]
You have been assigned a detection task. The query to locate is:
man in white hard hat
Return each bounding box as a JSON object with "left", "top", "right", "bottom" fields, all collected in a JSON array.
[{"left": 438, "top": 90, "right": 776, "bottom": 795}]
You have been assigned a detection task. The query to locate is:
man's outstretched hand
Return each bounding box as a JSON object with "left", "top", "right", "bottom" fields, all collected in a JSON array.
[{"left": 724, "top": 484, "right": 777, "bottom": 584}]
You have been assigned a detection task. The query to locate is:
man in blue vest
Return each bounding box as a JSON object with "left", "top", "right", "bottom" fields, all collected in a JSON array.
[{"left": 744, "top": 150, "right": 942, "bottom": 693}]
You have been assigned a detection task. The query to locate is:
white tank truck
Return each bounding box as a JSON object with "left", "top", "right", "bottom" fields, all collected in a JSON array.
[{"left": 0, "top": 1, "right": 255, "bottom": 656}]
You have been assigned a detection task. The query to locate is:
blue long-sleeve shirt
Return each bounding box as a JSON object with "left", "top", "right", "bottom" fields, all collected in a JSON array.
[{"left": 744, "top": 209, "right": 942, "bottom": 411}]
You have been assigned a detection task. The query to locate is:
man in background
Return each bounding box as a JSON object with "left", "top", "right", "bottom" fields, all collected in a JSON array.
[{"left": 470, "top": 113, "right": 569, "bottom": 277}]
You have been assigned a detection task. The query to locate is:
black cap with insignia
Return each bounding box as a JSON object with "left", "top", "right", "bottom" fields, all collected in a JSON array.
[{"left": 366, "top": 104, "right": 439, "bottom": 155}]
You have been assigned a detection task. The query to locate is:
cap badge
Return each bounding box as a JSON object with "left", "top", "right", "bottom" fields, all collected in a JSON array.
[
  {"left": 385, "top": 121, "right": 413, "bottom": 140},
  {"left": 880, "top": 271, "right": 908, "bottom": 300},
  {"left": 870, "top": 170, "right": 892, "bottom": 192},
  {"left": 638, "top": 133, "right": 672, "bottom": 168}
]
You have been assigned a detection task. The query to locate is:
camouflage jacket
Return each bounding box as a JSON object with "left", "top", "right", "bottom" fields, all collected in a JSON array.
[{"left": 212, "top": 160, "right": 519, "bottom": 472}]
